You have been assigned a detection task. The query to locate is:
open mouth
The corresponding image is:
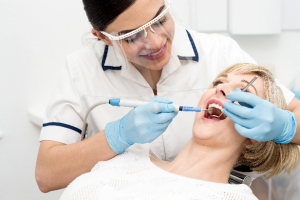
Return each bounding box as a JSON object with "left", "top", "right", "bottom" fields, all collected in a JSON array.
[{"left": 204, "top": 99, "right": 227, "bottom": 121}]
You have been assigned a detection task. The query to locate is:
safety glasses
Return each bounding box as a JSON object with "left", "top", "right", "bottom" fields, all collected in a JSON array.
[{"left": 100, "top": 0, "right": 172, "bottom": 41}]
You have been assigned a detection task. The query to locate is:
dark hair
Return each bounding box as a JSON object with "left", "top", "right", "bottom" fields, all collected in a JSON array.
[{"left": 83, "top": 0, "right": 137, "bottom": 31}]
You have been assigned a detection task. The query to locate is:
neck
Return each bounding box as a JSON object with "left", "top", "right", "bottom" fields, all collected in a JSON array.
[
  {"left": 164, "top": 138, "right": 240, "bottom": 184},
  {"left": 132, "top": 62, "right": 162, "bottom": 90}
]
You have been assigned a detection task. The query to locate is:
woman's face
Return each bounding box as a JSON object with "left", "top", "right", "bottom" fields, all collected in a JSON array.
[
  {"left": 193, "top": 72, "right": 265, "bottom": 148},
  {"left": 104, "top": 0, "right": 175, "bottom": 71}
]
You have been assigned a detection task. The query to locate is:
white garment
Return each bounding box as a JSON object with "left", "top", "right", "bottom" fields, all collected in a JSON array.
[
  {"left": 40, "top": 24, "right": 295, "bottom": 162},
  {"left": 60, "top": 149, "right": 258, "bottom": 200}
]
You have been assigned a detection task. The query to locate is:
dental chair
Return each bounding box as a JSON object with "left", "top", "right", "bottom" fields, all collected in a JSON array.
[{"left": 229, "top": 166, "right": 253, "bottom": 186}]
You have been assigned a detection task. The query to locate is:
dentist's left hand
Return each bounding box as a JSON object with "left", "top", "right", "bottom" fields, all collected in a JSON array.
[
  {"left": 223, "top": 88, "right": 297, "bottom": 143},
  {"left": 105, "top": 96, "right": 178, "bottom": 154}
]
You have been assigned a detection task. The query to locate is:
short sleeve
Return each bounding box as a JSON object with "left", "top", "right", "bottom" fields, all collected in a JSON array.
[
  {"left": 40, "top": 56, "right": 86, "bottom": 144},
  {"left": 275, "top": 79, "right": 295, "bottom": 105},
  {"left": 222, "top": 36, "right": 295, "bottom": 106}
]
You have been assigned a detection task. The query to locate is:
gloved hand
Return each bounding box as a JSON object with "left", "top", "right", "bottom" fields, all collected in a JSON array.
[
  {"left": 105, "top": 96, "right": 178, "bottom": 154},
  {"left": 223, "top": 88, "right": 297, "bottom": 143}
]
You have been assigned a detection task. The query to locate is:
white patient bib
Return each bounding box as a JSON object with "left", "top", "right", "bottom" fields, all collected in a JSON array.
[{"left": 60, "top": 149, "right": 258, "bottom": 200}]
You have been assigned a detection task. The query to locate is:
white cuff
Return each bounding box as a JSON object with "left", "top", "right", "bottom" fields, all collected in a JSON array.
[{"left": 40, "top": 125, "right": 81, "bottom": 145}]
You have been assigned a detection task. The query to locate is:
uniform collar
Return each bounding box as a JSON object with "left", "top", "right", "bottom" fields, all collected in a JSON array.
[
  {"left": 101, "top": 24, "right": 199, "bottom": 84},
  {"left": 159, "top": 24, "right": 199, "bottom": 82},
  {"left": 172, "top": 24, "right": 199, "bottom": 62}
]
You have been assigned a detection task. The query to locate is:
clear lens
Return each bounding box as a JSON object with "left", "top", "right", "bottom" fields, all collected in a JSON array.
[
  {"left": 121, "top": 14, "right": 170, "bottom": 44},
  {"left": 123, "top": 31, "right": 143, "bottom": 44}
]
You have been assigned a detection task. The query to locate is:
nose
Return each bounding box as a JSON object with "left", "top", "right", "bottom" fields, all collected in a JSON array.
[
  {"left": 215, "top": 82, "right": 237, "bottom": 99},
  {"left": 143, "top": 27, "right": 164, "bottom": 49}
]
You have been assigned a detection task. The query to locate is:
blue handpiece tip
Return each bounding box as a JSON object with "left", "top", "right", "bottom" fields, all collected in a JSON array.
[
  {"left": 110, "top": 98, "right": 120, "bottom": 106},
  {"left": 182, "top": 107, "right": 201, "bottom": 112}
]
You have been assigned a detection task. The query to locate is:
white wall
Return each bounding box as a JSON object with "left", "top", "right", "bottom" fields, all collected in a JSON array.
[
  {"left": 171, "top": 0, "right": 300, "bottom": 86},
  {"left": 229, "top": 32, "right": 300, "bottom": 87},
  {"left": 1, "top": 0, "right": 300, "bottom": 199},
  {"left": 0, "top": 0, "right": 90, "bottom": 199}
]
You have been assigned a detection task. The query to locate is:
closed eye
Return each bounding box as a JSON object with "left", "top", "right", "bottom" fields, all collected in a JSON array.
[
  {"left": 124, "top": 32, "right": 142, "bottom": 43},
  {"left": 153, "top": 16, "right": 168, "bottom": 26}
]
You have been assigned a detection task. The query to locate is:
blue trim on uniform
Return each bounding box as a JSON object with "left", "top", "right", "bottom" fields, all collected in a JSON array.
[
  {"left": 43, "top": 122, "right": 82, "bottom": 134},
  {"left": 178, "top": 30, "right": 199, "bottom": 62},
  {"left": 102, "top": 45, "right": 122, "bottom": 71}
]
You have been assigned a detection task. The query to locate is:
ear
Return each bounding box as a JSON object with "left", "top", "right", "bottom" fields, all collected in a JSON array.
[
  {"left": 245, "top": 138, "right": 259, "bottom": 144},
  {"left": 250, "top": 139, "right": 259, "bottom": 144},
  {"left": 92, "top": 28, "right": 113, "bottom": 46}
]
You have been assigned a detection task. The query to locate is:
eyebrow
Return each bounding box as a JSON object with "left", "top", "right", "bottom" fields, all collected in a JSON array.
[
  {"left": 218, "top": 74, "right": 258, "bottom": 94},
  {"left": 241, "top": 80, "right": 257, "bottom": 94},
  {"left": 118, "top": 5, "right": 166, "bottom": 35},
  {"left": 220, "top": 74, "right": 228, "bottom": 78}
]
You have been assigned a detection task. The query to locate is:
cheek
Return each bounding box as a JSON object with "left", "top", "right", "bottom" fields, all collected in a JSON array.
[
  {"left": 222, "top": 121, "right": 246, "bottom": 144},
  {"left": 121, "top": 44, "right": 141, "bottom": 60},
  {"left": 164, "top": 18, "right": 175, "bottom": 40},
  {"left": 197, "top": 89, "right": 215, "bottom": 107}
]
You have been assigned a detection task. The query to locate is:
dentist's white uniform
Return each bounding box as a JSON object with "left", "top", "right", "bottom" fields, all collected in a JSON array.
[{"left": 40, "top": 24, "right": 295, "bottom": 162}]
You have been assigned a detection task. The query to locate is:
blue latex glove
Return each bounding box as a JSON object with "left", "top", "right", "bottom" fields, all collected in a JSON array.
[
  {"left": 223, "top": 88, "right": 297, "bottom": 143},
  {"left": 105, "top": 96, "right": 178, "bottom": 154}
]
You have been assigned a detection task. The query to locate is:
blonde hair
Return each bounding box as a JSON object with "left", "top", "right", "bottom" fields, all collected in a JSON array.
[{"left": 211, "top": 63, "right": 300, "bottom": 179}]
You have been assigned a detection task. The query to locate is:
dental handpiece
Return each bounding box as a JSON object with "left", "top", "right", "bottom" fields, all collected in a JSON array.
[{"left": 109, "top": 99, "right": 208, "bottom": 112}]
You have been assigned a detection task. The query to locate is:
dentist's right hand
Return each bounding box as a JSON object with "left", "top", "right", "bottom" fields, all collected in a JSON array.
[{"left": 105, "top": 96, "right": 178, "bottom": 154}]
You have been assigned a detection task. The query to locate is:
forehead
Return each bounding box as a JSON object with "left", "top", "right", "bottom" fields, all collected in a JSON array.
[{"left": 105, "top": 0, "right": 164, "bottom": 33}]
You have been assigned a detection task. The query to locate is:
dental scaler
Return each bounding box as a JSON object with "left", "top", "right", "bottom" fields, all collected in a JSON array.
[
  {"left": 109, "top": 99, "right": 208, "bottom": 112},
  {"left": 232, "top": 76, "right": 258, "bottom": 106}
]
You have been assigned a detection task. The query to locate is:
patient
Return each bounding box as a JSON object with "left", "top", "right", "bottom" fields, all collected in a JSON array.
[{"left": 60, "top": 63, "right": 300, "bottom": 200}]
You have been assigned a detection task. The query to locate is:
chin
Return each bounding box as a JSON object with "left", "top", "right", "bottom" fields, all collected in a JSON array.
[
  {"left": 148, "top": 55, "right": 171, "bottom": 70},
  {"left": 192, "top": 122, "right": 217, "bottom": 140},
  {"left": 192, "top": 113, "right": 232, "bottom": 139}
]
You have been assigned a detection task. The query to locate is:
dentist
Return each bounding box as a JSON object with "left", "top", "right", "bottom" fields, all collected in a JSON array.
[{"left": 35, "top": 0, "right": 300, "bottom": 193}]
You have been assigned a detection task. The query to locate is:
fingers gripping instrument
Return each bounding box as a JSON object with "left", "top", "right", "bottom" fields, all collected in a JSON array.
[
  {"left": 219, "top": 76, "right": 258, "bottom": 120},
  {"left": 81, "top": 98, "right": 208, "bottom": 141},
  {"left": 223, "top": 76, "right": 297, "bottom": 143},
  {"left": 209, "top": 76, "right": 259, "bottom": 120}
]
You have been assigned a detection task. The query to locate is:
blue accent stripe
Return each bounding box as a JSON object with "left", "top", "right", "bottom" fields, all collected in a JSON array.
[
  {"left": 43, "top": 122, "right": 82, "bottom": 134},
  {"left": 102, "top": 45, "right": 122, "bottom": 71},
  {"left": 178, "top": 30, "right": 199, "bottom": 62},
  {"left": 182, "top": 106, "right": 201, "bottom": 112}
]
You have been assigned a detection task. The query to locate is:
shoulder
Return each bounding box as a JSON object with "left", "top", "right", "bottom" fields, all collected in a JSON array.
[
  {"left": 62, "top": 42, "right": 109, "bottom": 82},
  {"left": 66, "top": 42, "right": 105, "bottom": 65}
]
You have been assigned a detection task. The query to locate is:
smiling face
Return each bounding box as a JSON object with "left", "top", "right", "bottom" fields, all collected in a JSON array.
[
  {"left": 192, "top": 72, "right": 265, "bottom": 148},
  {"left": 102, "top": 0, "right": 175, "bottom": 71}
]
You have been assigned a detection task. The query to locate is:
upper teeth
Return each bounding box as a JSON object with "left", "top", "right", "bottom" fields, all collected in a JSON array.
[
  {"left": 148, "top": 47, "right": 163, "bottom": 56},
  {"left": 208, "top": 103, "right": 223, "bottom": 113}
]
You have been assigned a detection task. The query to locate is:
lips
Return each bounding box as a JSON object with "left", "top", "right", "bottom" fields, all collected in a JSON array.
[
  {"left": 140, "top": 43, "right": 167, "bottom": 61},
  {"left": 206, "top": 99, "right": 224, "bottom": 108}
]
